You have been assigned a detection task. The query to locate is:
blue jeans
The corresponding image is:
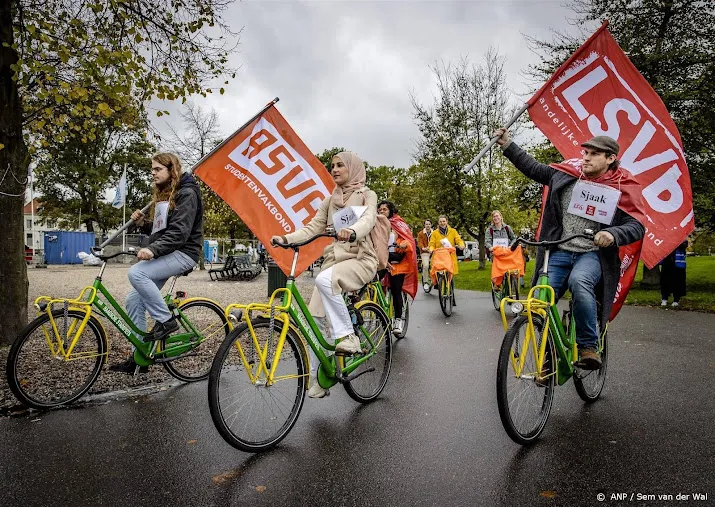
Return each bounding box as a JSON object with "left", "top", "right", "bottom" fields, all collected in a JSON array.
[
  {"left": 126, "top": 250, "right": 196, "bottom": 332},
  {"left": 547, "top": 250, "right": 601, "bottom": 349}
]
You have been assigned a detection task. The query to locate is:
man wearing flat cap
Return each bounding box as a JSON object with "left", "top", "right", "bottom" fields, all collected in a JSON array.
[{"left": 491, "top": 127, "right": 645, "bottom": 370}]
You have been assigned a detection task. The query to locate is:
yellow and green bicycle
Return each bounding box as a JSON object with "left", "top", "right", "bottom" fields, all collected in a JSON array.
[
  {"left": 208, "top": 232, "right": 392, "bottom": 453},
  {"left": 6, "top": 249, "right": 230, "bottom": 410},
  {"left": 496, "top": 231, "right": 608, "bottom": 445},
  {"left": 353, "top": 274, "right": 410, "bottom": 339}
]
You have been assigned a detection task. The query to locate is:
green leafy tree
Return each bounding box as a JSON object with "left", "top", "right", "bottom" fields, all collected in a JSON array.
[
  {"left": 411, "top": 50, "right": 525, "bottom": 267},
  {"left": 0, "top": 0, "right": 238, "bottom": 344},
  {"left": 35, "top": 125, "right": 154, "bottom": 232}
]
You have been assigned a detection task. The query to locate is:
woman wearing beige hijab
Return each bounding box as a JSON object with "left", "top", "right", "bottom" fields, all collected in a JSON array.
[{"left": 272, "top": 152, "right": 378, "bottom": 398}]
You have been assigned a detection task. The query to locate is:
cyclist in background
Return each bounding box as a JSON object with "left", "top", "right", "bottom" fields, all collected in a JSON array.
[
  {"left": 485, "top": 210, "right": 516, "bottom": 260},
  {"left": 377, "top": 201, "right": 418, "bottom": 336},
  {"left": 492, "top": 127, "right": 645, "bottom": 369},
  {"left": 417, "top": 219, "right": 434, "bottom": 292},
  {"left": 428, "top": 215, "right": 466, "bottom": 303}
]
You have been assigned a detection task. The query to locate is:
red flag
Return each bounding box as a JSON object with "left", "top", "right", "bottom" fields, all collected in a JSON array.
[
  {"left": 194, "top": 104, "right": 335, "bottom": 276},
  {"left": 527, "top": 22, "right": 694, "bottom": 319}
]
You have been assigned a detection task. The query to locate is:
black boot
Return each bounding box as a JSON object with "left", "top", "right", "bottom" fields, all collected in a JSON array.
[{"left": 146, "top": 318, "right": 180, "bottom": 342}]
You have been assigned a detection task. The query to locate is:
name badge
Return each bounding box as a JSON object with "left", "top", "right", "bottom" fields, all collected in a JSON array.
[
  {"left": 567, "top": 180, "right": 621, "bottom": 225},
  {"left": 440, "top": 237, "right": 452, "bottom": 248},
  {"left": 332, "top": 206, "right": 367, "bottom": 232},
  {"left": 493, "top": 238, "right": 509, "bottom": 248},
  {"left": 152, "top": 201, "right": 169, "bottom": 234}
]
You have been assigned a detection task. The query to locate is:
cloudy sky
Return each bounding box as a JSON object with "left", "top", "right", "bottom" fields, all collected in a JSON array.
[{"left": 153, "top": 0, "right": 593, "bottom": 169}]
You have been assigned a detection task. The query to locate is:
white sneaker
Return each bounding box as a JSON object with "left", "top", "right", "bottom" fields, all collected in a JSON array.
[
  {"left": 393, "top": 318, "right": 404, "bottom": 336},
  {"left": 661, "top": 300, "right": 668, "bottom": 306},
  {"left": 423, "top": 283, "right": 430, "bottom": 291},
  {"left": 672, "top": 301, "right": 679, "bottom": 307},
  {"left": 308, "top": 382, "right": 329, "bottom": 398},
  {"left": 335, "top": 333, "right": 362, "bottom": 354}
]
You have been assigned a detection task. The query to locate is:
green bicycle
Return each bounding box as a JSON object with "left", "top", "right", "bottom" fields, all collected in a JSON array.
[
  {"left": 208, "top": 232, "right": 392, "bottom": 453},
  {"left": 496, "top": 231, "right": 608, "bottom": 445},
  {"left": 354, "top": 274, "right": 409, "bottom": 339},
  {"left": 6, "top": 250, "right": 230, "bottom": 410}
]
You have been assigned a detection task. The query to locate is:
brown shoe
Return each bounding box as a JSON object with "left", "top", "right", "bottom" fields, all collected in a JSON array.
[{"left": 576, "top": 348, "right": 602, "bottom": 370}]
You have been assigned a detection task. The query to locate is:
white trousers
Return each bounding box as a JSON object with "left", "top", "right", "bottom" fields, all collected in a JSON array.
[{"left": 314, "top": 267, "right": 353, "bottom": 340}]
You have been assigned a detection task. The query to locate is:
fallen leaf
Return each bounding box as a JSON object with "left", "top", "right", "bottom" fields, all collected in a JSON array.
[
  {"left": 187, "top": 440, "right": 197, "bottom": 445},
  {"left": 256, "top": 485, "right": 266, "bottom": 493},
  {"left": 211, "top": 469, "right": 241, "bottom": 485},
  {"left": 540, "top": 491, "right": 557, "bottom": 499}
]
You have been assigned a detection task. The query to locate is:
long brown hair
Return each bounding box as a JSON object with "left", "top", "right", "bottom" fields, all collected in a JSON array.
[{"left": 151, "top": 153, "right": 183, "bottom": 212}]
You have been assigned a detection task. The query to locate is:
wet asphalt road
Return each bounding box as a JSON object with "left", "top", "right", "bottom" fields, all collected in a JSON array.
[{"left": 2, "top": 289, "right": 714, "bottom": 507}]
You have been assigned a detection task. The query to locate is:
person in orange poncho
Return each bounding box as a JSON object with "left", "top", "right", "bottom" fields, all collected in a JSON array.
[{"left": 377, "top": 201, "right": 417, "bottom": 336}]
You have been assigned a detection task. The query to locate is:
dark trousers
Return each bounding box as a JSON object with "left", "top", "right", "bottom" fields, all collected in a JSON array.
[
  {"left": 389, "top": 274, "right": 405, "bottom": 318},
  {"left": 660, "top": 262, "right": 686, "bottom": 302}
]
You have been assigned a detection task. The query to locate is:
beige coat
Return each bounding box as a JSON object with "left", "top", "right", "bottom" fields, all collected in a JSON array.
[{"left": 284, "top": 187, "right": 378, "bottom": 317}]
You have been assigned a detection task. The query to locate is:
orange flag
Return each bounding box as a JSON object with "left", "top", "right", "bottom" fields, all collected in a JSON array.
[{"left": 194, "top": 101, "right": 335, "bottom": 276}]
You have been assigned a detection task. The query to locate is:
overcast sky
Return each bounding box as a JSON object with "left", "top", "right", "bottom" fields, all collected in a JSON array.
[{"left": 153, "top": 0, "right": 590, "bottom": 169}]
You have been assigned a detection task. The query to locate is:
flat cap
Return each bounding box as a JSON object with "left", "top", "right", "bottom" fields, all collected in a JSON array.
[{"left": 581, "top": 136, "right": 619, "bottom": 155}]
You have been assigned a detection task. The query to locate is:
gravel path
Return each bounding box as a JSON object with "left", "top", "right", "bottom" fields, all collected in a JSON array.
[{"left": 1, "top": 263, "right": 317, "bottom": 412}]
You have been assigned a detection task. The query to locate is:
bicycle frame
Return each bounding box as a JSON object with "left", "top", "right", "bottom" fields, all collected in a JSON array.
[
  {"left": 224, "top": 248, "right": 389, "bottom": 391},
  {"left": 500, "top": 250, "right": 579, "bottom": 385},
  {"left": 34, "top": 262, "right": 215, "bottom": 367}
]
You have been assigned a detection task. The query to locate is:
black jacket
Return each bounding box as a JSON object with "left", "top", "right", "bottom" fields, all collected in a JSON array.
[
  {"left": 502, "top": 142, "right": 645, "bottom": 326},
  {"left": 139, "top": 173, "right": 203, "bottom": 262}
]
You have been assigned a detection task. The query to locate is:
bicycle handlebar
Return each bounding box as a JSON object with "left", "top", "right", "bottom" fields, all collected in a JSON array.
[
  {"left": 272, "top": 231, "right": 357, "bottom": 250},
  {"left": 509, "top": 229, "right": 596, "bottom": 251},
  {"left": 91, "top": 248, "right": 138, "bottom": 261}
]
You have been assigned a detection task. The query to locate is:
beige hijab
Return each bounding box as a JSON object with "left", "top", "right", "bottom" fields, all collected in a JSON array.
[{"left": 331, "top": 151, "right": 366, "bottom": 208}]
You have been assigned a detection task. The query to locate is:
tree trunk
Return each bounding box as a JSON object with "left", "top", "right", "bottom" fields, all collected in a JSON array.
[
  {"left": 0, "top": 0, "right": 30, "bottom": 345},
  {"left": 641, "top": 264, "right": 661, "bottom": 289}
]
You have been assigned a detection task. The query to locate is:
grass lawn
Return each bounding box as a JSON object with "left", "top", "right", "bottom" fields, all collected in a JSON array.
[{"left": 454, "top": 255, "right": 715, "bottom": 313}]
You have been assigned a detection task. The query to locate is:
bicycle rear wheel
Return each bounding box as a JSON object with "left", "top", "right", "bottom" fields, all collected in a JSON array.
[
  {"left": 6, "top": 310, "right": 107, "bottom": 409},
  {"left": 438, "top": 273, "right": 452, "bottom": 317},
  {"left": 574, "top": 330, "right": 608, "bottom": 402},
  {"left": 208, "top": 318, "right": 307, "bottom": 452},
  {"left": 496, "top": 315, "right": 555, "bottom": 445},
  {"left": 343, "top": 301, "right": 392, "bottom": 403},
  {"left": 393, "top": 292, "right": 409, "bottom": 339},
  {"left": 162, "top": 299, "right": 229, "bottom": 382}
]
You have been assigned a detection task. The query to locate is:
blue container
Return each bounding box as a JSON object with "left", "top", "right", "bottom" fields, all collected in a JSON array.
[
  {"left": 44, "top": 231, "right": 96, "bottom": 265},
  {"left": 203, "top": 240, "right": 219, "bottom": 263}
]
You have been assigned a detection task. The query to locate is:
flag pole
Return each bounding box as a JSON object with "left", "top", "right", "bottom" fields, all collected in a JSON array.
[
  {"left": 463, "top": 103, "right": 529, "bottom": 172},
  {"left": 190, "top": 97, "right": 280, "bottom": 172},
  {"left": 122, "top": 164, "right": 127, "bottom": 254}
]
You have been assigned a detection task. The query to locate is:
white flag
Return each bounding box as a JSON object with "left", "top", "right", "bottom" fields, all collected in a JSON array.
[{"left": 112, "top": 168, "right": 126, "bottom": 209}]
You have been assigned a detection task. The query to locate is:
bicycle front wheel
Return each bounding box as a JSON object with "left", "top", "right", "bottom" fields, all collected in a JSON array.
[
  {"left": 574, "top": 330, "right": 608, "bottom": 402},
  {"left": 438, "top": 273, "right": 452, "bottom": 317},
  {"left": 343, "top": 301, "right": 392, "bottom": 403},
  {"left": 208, "top": 318, "right": 307, "bottom": 452},
  {"left": 162, "top": 299, "right": 229, "bottom": 382},
  {"left": 6, "top": 310, "right": 107, "bottom": 409},
  {"left": 496, "top": 315, "right": 555, "bottom": 445},
  {"left": 510, "top": 273, "right": 520, "bottom": 301}
]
